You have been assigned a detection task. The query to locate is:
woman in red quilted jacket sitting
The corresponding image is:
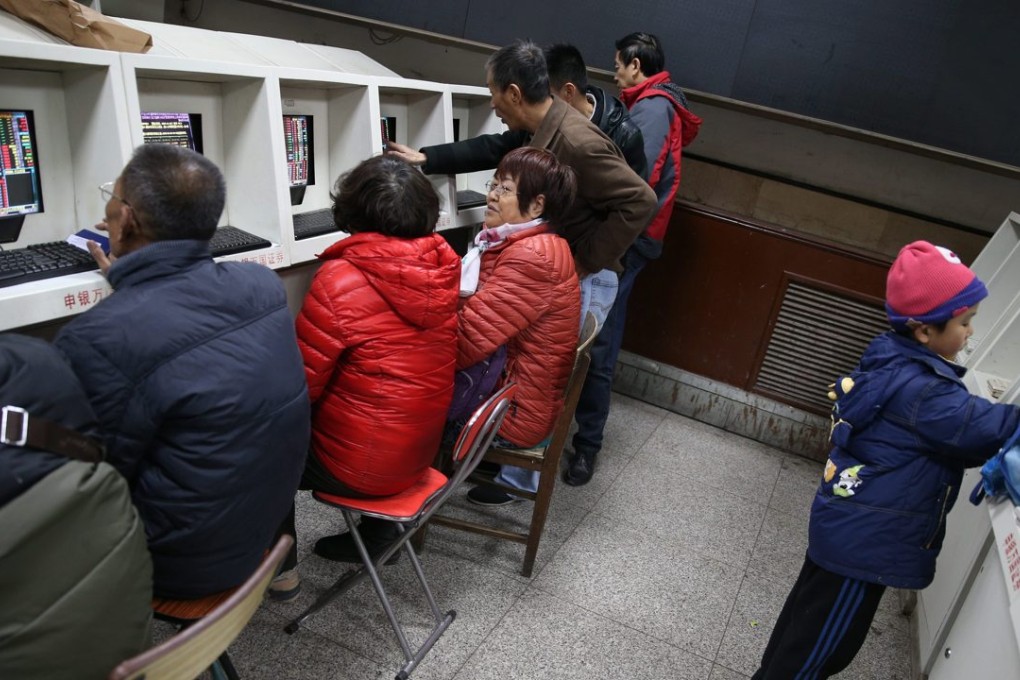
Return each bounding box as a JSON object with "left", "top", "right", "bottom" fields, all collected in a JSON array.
[
  {"left": 271, "top": 155, "right": 460, "bottom": 599},
  {"left": 457, "top": 146, "right": 581, "bottom": 505}
]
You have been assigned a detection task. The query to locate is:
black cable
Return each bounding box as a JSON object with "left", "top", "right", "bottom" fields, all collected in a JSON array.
[{"left": 368, "top": 27, "right": 402, "bottom": 46}]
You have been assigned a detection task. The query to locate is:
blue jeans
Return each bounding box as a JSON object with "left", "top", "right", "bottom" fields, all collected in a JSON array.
[
  {"left": 445, "top": 415, "right": 545, "bottom": 493},
  {"left": 579, "top": 268, "right": 619, "bottom": 332},
  {"left": 496, "top": 462, "right": 539, "bottom": 493},
  {"left": 571, "top": 237, "right": 660, "bottom": 457}
]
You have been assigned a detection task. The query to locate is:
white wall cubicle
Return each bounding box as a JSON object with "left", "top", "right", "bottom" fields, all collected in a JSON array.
[
  {"left": 0, "top": 11, "right": 500, "bottom": 331},
  {"left": 450, "top": 83, "right": 509, "bottom": 227},
  {"left": 915, "top": 212, "right": 1020, "bottom": 678},
  {"left": 0, "top": 33, "right": 132, "bottom": 331},
  {"left": 120, "top": 52, "right": 291, "bottom": 269}
]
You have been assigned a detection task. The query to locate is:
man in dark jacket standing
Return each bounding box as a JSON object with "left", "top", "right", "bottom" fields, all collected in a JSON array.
[
  {"left": 54, "top": 144, "right": 311, "bottom": 599},
  {"left": 562, "top": 32, "right": 705, "bottom": 486},
  {"left": 544, "top": 43, "right": 647, "bottom": 183}
]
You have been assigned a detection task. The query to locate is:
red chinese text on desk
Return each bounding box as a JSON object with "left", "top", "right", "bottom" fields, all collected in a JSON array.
[
  {"left": 1003, "top": 532, "right": 1020, "bottom": 595},
  {"left": 64, "top": 288, "right": 106, "bottom": 311}
]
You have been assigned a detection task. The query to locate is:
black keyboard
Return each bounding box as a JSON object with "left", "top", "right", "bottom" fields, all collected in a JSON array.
[
  {"left": 0, "top": 241, "right": 99, "bottom": 289},
  {"left": 208, "top": 226, "right": 271, "bottom": 257},
  {"left": 456, "top": 189, "right": 487, "bottom": 209},
  {"left": 292, "top": 209, "right": 339, "bottom": 240}
]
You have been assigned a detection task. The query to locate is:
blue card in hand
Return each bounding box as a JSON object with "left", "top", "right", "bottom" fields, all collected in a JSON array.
[{"left": 67, "top": 229, "right": 110, "bottom": 255}]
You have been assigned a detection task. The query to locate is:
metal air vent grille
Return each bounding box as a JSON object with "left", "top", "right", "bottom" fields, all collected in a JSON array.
[{"left": 753, "top": 279, "right": 888, "bottom": 414}]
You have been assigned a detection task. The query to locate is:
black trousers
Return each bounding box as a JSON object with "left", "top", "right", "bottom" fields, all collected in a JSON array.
[
  {"left": 752, "top": 554, "right": 886, "bottom": 680},
  {"left": 276, "top": 452, "right": 375, "bottom": 571}
]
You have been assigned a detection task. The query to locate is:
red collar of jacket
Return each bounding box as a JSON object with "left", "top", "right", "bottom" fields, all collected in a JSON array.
[{"left": 619, "top": 71, "right": 673, "bottom": 107}]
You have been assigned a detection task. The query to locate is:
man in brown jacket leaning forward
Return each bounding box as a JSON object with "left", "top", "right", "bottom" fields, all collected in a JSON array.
[{"left": 388, "top": 39, "right": 656, "bottom": 325}]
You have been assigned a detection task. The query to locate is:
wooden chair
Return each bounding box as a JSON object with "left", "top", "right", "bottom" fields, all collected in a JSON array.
[
  {"left": 428, "top": 312, "right": 599, "bottom": 577},
  {"left": 283, "top": 383, "right": 516, "bottom": 680},
  {"left": 108, "top": 535, "right": 293, "bottom": 680}
]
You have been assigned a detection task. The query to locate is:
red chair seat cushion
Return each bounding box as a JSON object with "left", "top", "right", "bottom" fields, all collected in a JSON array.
[
  {"left": 313, "top": 467, "right": 448, "bottom": 521},
  {"left": 152, "top": 588, "right": 236, "bottom": 622}
]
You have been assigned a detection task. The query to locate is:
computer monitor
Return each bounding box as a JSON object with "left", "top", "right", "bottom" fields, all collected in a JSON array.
[
  {"left": 380, "top": 116, "right": 396, "bottom": 153},
  {"left": 283, "top": 114, "right": 314, "bottom": 206},
  {"left": 140, "top": 111, "right": 204, "bottom": 154},
  {"left": 0, "top": 109, "right": 44, "bottom": 244}
]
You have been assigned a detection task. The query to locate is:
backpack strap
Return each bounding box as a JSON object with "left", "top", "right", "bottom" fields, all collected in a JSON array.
[{"left": 1, "top": 405, "right": 104, "bottom": 463}]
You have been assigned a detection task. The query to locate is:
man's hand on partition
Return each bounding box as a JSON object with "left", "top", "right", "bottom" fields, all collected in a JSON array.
[{"left": 385, "top": 141, "right": 427, "bottom": 166}]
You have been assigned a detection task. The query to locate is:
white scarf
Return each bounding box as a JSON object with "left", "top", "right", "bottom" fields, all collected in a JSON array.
[{"left": 460, "top": 217, "right": 546, "bottom": 296}]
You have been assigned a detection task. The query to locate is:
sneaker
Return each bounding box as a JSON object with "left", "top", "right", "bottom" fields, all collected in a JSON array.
[
  {"left": 268, "top": 568, "right": 301, "bottom": 602},
  {"left": 467, "top": 485, "right": 519, "bottom": 506},
  {"left": 313, "top": 520, "right": 402, "bottom": 566}
]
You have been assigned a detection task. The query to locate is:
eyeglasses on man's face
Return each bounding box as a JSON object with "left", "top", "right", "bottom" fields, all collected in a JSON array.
[
  {"left": 484, "top": 180, "right": 517, "bottom": 198},
  {"left": 99, "top": 181, "right": 130, "bottom": 206}
]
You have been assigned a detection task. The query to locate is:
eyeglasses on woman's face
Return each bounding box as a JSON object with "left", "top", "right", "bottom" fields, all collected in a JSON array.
[{"left": 484, "top": 179, "right": 517, "bottom": 198}]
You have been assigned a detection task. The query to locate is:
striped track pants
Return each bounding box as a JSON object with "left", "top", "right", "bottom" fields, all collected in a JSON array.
[{"left": 751, "top": 555, "right": 886, "bottom": 680}]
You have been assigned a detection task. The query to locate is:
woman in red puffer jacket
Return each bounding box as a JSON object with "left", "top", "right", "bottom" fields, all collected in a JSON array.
[
  {"left": 273, "top": 156, "right": 459, "bottom": 595},
  {"left": 456, "top": 147, "right": 581, "bottom": 506}
]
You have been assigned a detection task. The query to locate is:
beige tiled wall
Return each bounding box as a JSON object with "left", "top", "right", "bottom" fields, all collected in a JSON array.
[{"left": 678, "top": 157, "right": 989, "bottom": 263}]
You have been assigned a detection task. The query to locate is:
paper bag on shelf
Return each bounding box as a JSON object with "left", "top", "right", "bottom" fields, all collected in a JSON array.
[{"left": 0, "top": 0, "right": 152, "bottom": 53}]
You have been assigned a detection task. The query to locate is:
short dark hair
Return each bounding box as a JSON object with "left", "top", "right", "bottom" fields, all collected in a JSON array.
[
  {"left": 615, "top": 32, "right": 665, "bottom": 76},
  {"left": 331, "top": 156, "right": 439, "bottom": 238},
  {"left": 545, "top": 43, "right": 588, "bottom": 92},
  {"left": 119, "top": 144, "right": 225, "bottom": 241},
  {"left": 495, "top": 147, "right": 577, "bottom": 225},
  {"left": 485, "top": 40, "right": 550, "bottom": 105}
]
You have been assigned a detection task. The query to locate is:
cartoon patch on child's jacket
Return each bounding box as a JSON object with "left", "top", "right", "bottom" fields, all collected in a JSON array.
[
  {"left": 833, "top": 464, "right": 864, "bottom": 497},
  {"left": 823, "top": 375, "right": 872, "bottom": 497}
]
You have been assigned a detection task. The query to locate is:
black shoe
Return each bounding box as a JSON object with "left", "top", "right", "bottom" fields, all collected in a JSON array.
[
  {"left": 474, "top": 460, "right": 501, "bottom": 476},
  {"left": 466, "top": 485, "right": 519, "bottom": 506},
  {"left": 313, "top": 519, "right": 401, "bottom": 566},
  {"left": 562, "top": 450, "right": 596, "bottom": 486}
]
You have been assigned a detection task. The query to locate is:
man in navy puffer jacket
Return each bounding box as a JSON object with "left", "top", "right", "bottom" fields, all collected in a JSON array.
[
  {"left": 54, "top": 144, "right": 310, "bottom": 599},
  {"left": 753, "top": 241, "right": 1020, "bottom": 679}
]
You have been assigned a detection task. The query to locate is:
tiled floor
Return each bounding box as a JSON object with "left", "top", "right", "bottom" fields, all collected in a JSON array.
[{"left": 171, "top": 394, "right": 913, "bottom": 679}]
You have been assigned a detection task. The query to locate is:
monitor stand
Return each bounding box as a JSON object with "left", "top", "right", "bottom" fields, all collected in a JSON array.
[{"left": 0, "top": 215, "right": 25, "bottom": 245}]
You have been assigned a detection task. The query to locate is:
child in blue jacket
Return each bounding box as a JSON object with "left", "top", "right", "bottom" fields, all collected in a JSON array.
[{"left": 753, "top": 241, "right": 1020, "bottom": 679}]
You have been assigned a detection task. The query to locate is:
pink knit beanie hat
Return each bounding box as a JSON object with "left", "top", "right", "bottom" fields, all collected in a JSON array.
[{"left": 885, "top": 241, "right": 987, "bottom": 329}]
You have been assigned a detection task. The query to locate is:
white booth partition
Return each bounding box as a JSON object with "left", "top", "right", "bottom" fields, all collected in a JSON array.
[
  {"left": 449, "top": 84, "right": 506, "bottom": 229},
  {"left": 120, "top": 53, "right": 290, "bottom": 269},
  {"left": 377, "top": 78, "right": 454, "bottom": 230},
  {"left": 0, "top": 39, "right": 132, "bottom": 330},
  {"left": 278, "top": 72, "right": 374, "bottom": 264}
]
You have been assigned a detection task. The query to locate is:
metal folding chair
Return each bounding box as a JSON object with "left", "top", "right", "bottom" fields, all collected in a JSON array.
[
  {"left": 108, "top": 535, "right": 293, "bottom": 680},
  {"left": 283, "top": 383, "right": 517, "bottom": 680}
]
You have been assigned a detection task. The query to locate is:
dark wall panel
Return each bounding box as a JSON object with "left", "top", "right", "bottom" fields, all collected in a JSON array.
[
  {"left": 296, "top": 0, "right": 474, "bottom": 38},
  {"left": 294, "top": 0, "right": 1020, "bottom": 166},
  {"left": 461, "top": 0, "right": 758, "bottom": 96},
  {"left": 732, "top": 0, "right": 957, "bottom": 135},
  {"left": 929, "top": 2, "right": 1020, "bottom": 165},
  {"left": 623, "top": 202, "right": 890, "bottom": 390}
]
